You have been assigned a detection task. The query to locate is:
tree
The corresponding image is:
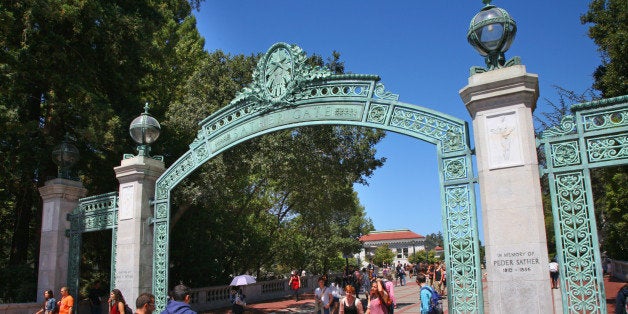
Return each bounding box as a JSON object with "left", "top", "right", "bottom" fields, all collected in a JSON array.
[
  {"left": 424, "top": 232, "right": 444, "bottom": 251},
  {"left": 408, "top": 250, "right": 439, "bottom": 264},
  {"left": 0, "top": 0, "right": 205, "bottom": 301},
  {"left": 372, "top": 245, "right": 396, "bottom": 267},
  {"left": 164, "top": 50, "right": 384, "bottom": 285},
  {"left": 581, "top": 0, "right": 628, "bottom": 98}
]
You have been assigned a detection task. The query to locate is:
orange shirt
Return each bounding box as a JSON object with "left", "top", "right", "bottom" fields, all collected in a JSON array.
[{"left": 59, "top": 295, "right": 74, "bottom": 314}]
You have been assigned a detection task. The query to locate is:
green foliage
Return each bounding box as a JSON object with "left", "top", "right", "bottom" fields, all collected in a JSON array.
[
  {"left": 423, "top": 232, "right": 444, "bottom": 251},
  {"left": 0, "top": 0, "right": 204, "bottom": 301},
  {"left": 408, "top": 250, "right": 439, "bottom": 264},
  {"left": 372, "top": 245, "right": 396, "bottom": 266},
  {"left": 581, "top": 0, "right": 628, "bottom": 98},
  {"left": 164, "top": 50, "right": 382, "bottom": 285},
  {"left": 592, "top": 167, "right": 628, "bottom": 260}
]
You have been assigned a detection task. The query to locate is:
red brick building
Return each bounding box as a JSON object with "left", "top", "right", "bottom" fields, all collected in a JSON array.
[{"left": 358, "top": 229, "right": 425, "bottom": 266}]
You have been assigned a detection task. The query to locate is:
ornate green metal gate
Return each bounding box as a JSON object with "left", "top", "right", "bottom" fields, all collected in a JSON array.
[
  {"left": 538, "top": 95, "right": 628, "bottom": 313},
  {"left": 67, "top": 192, "right": 119, "bottom": 299},
  {"left": 152, "top": 43, "right": 484, "bottom": 312}
]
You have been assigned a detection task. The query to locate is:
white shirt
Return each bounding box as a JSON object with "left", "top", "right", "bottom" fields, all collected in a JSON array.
[{"left": 315, "top": 286, "right": 332, "bottom": 306}]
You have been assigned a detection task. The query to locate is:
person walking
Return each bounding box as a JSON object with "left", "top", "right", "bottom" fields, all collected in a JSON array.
[
  {"left": 135, "top": 293, "right": 156, "bottom": 314},
  {"left": 549, "top": 258, "right": 559, "bottom": 289},
  {"left": 315, "top": 277, "right": 333, "bottom": 314},
  {"left": 289, "top": 270, "right": 301, "bottom": 301},
  {"left": 36, "top": 290, "right": 56, "bottom": 314},
  {"left": 108, "top": 289, "right": 128, "bottom": 314},
  {"left": 229, "top": 286, "right": 246, "bottom": 314},
  {"left": 615, "top": 283, "right": 628, "bottom": 314},
  {"left": 365, "top": 279, "right": 390, "bottom": 314},
  {"left": 339, "top": 285, "right": 364, "bottom": 314},
  {"left": 161, "top": 284, "right": 196, "bottom": 314},
  {"left": 57, "top": 287, "right": 74, "bottom": 314},
  {"left": 417, "top": 274, "right": 431, "bottom": 314}
]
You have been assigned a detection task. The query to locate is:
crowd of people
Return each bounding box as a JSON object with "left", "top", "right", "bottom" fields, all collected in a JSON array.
[
  {"left": 35, "top": 284, "right": 190, "bottom": 314},
  {"left": 291, "top": 260, "right": 448, "bottom": 314}
]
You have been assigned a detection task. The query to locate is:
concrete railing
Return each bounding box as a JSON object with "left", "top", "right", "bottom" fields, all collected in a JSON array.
[
  {"left": 610, "top": 259, "right": 628, "bottom": 281},
  {"left": 0, "top": 272, "right": 340, "bottom": 313},
  {"left": 0, "top": 302, "right": 39, "bottom": 314},
  {"left": 189, "top": 274, "right": 332, "bottom": 312}
]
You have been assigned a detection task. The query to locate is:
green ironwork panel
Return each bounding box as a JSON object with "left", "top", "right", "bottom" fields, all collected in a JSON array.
[
  {"left": 442, "top": 156, "right": 471, "bottom": 183},
  {"left": 580, "top": 103, "right": 628, "bottom": 132},
  {"left": 442, "top": 184, "right": 483, "bottom": 313},
  {"left": 550, "top": 171, "right": 605, "bottom": 313},
  {"left": 67, "top": 231, "right": 82, "bottom": 300},
  {"left": 67, "top": 192, "right": 119, "bottom": 301},
  {"left": 538, "top": 95, "right": 628, "bottom": 314},
  {"left": 388, "top": 106, "right": 467, "bottom": 153},
  {"left": 550, "top": 141, "right": 582, "bottom": 168},
  {"left": 69, "top": 192, "right": 118, "bottom": 232},
  {"left": 586, "top": 133, "right": 628, "bottom": 163},
  {"left": 152, "top": 220, "right": 170, "bottom": 310},
  {"left": 110, "top": 226, "right": 117, "bottom": 291}
]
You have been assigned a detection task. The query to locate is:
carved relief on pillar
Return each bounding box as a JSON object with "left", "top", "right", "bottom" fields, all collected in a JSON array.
[{"left": 485, "top": 111, "right": 523, "bottom": 169}]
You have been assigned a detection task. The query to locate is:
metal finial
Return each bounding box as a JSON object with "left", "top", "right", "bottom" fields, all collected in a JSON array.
[
  {"left": 144, "top": 102, "right": 150, "bottom": 114},
  {"left": 482, "top": 0, "right": 492, "bottom": 6}
]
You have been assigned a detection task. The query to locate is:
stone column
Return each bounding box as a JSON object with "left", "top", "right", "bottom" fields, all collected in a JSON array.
[
  {"left": 37, "top": 178, "right": 87, "bottom": 302},
  {"left": 460, "top": 65, "right": 552, "bottom": 313},
  {"left": 114, "top": 156, "right": 165, "bottom": 306}
]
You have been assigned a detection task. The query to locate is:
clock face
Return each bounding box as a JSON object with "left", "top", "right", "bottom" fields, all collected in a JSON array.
[{"left": 264, "top": 47, "right": 293, "bottom": 99}]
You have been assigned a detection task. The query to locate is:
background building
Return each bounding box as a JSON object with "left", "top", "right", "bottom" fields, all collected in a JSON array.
[{"left": 358, "top": 229, "right": 425, "bottom": 266}]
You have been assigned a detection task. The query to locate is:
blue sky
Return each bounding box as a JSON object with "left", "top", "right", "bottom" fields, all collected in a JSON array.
[{"left": 194, "top": 1, "right": 600, "bottom": 239}]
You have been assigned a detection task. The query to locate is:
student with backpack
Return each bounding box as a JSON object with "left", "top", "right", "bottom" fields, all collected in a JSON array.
[{"left": 417, "top": 273, "right": 443, "bottom": 314}]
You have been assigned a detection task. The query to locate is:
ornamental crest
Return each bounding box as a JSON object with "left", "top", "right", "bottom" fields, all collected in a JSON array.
[
  {"left": 264, "top": 46, "right": 293, "bottom": 100},
  {"left": 229, "top": 42, "right": 333, "bottom": 112}
]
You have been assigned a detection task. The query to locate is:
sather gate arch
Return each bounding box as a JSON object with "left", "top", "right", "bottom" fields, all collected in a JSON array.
[{"left": 152, "top": 43, "right": 483, "bottom": 312}]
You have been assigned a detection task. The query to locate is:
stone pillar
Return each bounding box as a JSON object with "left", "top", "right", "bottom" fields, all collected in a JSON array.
[
  {"left": 114, "top": 156, "right": 165, "bottom": 306},
  {"left": 460, "top": 65, "right": 552, "bottom": 313},
  {"left": 37, "top": 178, "right": 87, "bottom": 302}
]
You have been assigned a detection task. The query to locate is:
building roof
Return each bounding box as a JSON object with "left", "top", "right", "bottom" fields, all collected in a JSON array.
[
  {"left": 434, "top": 246, "right": 444, "bottom": 251},
  {"left": 359, "top": 229, "right": 425, "bottom": 242}
]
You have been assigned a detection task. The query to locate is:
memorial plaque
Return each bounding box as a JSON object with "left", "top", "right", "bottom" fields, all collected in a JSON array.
[{"left": 485, "top": 111, "right": 524, "bottom": 169}]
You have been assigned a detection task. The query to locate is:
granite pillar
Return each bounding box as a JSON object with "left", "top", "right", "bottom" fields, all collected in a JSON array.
[
  {"left": 114, "top": 156, "right": 165, "bottom": 306},
  {"left": 460, "top": 65, "right": 553, "bottom": 313},
  {"left": 37, "top": 178, "right": 87, "bottom": 302}
]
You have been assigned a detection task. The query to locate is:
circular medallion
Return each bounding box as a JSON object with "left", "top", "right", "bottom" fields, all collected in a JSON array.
[{"left": 264, "top": 46, "right": 293, "bottom": 100}]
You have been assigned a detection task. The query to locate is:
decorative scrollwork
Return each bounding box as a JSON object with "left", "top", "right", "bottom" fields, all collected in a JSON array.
[
  {"left": 443, "top": 157, "right": 467, "bottom": 181},
  {"left": 444, "top": 185, "right": 482, "bottom": 312},
  {"left": 374, "top": 83, "right": 399, "bottom": 101},
  {"left": 587, "top": 135, "right": 628, "bottom": 163},
  {"left": 582, "top": 108, "right": 627, "bottom": 132},
  {"left": 68, "top": 192, "right": 119, "bottom": 299},
  {"left": 153, "top": 222, "right": 170, "bottom": 311},
  {"left": 551, "top": 141, "right": 581, "bottom": 168},
  {"left": 541, "top": 115, "right": 576, "bottom": 138},
  {"left": 553, "top": 171, "right": 603, "bottom": 313},
  {"left": 229, "top": 43, "right": 333, "bottom": 111},
  {"left": 366, "top": 104, "right": 388, "bottom": 124},
  {"left": 390, "top": 107, "right": 466, "bottom": 153}
]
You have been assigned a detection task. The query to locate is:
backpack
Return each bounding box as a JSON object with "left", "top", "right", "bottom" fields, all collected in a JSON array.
[
  {"left": 124, "top": 303, "right": 134, "bottom": 314},
  {"left": 421, "top": 286, "right": 443, "bottom": 314}
]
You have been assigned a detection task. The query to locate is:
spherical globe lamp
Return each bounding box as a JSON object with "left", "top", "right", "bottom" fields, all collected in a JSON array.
[
  {"left": 52, "top": 134, "right": 80, "bottom": 179},
  {"left": 129, "top": 103, "right": 161, "bottom": 156},
  {"left": 467, "top": 0, "right": 517, "bottom": 70}
]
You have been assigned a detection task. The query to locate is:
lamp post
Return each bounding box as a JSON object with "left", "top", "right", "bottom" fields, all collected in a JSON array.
[
  {"left": 467, "top": 0, "right": 519, "bottom": 74},
  {"left": 129, "top": 103, "right": 161, "bottom": 158},
  {"left": 52, "top": 134, "right": 80, "bottom": 180}
]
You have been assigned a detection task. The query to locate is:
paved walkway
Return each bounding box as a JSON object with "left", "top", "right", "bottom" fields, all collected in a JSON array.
[
  {"left": 204, "top": 275, "right": 627, "bottom": 314},
  {"left": 204, "top": 281, "right": 435, "bottom": 314}
]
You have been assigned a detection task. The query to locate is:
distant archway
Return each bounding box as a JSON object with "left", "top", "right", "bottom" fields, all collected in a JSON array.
[{"left": 152, "top": 43, "right": 484, "bottom": 312}]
